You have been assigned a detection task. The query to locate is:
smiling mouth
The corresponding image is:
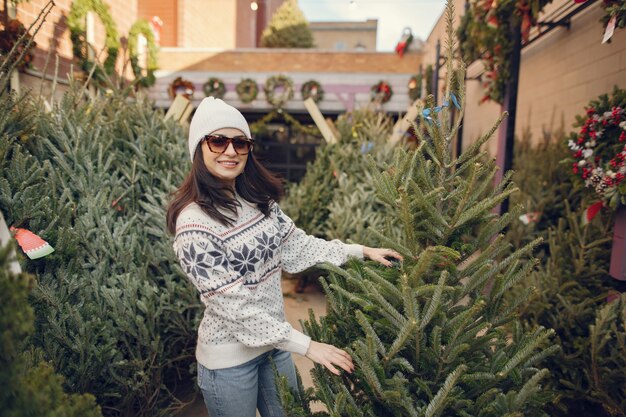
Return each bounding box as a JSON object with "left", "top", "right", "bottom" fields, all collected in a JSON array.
[{"left": 218, "top": 161, "right": 239, "bottom": 167}]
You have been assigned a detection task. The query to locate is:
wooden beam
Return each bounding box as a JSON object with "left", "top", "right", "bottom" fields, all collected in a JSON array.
[
  {"left": 389, "top": 99, "right": 420, "bottom": 147},
  {"left": 303, "top": 97, "right": 337, "bottom": 144},
  {"left": 165, "top": 94, "right": 193, "bottom": 125}
]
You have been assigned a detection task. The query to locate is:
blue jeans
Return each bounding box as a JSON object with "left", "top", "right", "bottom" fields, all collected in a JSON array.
[{"left": 197, "top": 349, "right": 299, "bottom": 417}]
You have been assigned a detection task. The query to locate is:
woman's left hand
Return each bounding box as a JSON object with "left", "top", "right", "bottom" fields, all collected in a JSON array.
[{"left": 363, "top": 247, "right": 403, "bottom": 267}]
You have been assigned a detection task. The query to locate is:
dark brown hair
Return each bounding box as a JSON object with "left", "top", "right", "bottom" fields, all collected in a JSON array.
[{"left": 166, "top": 144, "right": 284, "bottom": 235}]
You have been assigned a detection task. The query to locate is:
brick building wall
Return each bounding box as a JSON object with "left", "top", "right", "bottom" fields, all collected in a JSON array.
[
  {"left": 309, "top": 20, "right": 377, "bottom": 51},
  {"left": 138, "top": 0, "right": 177, "bottom": 47},
  {"left": 178, "top": 0, "right": 236, "bottom": 48},
  {"left": 137, "top": 0, "right": 285, "bottom": 49},
  {"left": 2, "top": 0, "right": 139, "bottom": 94},
  {"left": 423, "top": 0, "right": 626, "bottom": 155}
]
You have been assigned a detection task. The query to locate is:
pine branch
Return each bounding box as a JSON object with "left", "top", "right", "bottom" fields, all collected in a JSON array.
[
  {"left": 456, "top": 111, "right": 507, "bottom": 168},
  {"left": 497, "top": 328, "right": 554, "bottom": 379},
  {"left": 355, "top": 310, "right": 386, "bottom": 357},
  {"left": 363, "top": 267, "right": 403, "bottom": 304},
  {"left": 423, "top": 364, "right": 467, "bottom": 417},
  {"left": 420, "top": 271, "right": 448, "bottom": 331}
]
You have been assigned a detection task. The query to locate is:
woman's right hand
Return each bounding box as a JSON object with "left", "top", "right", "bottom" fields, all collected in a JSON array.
[{"left": 305, "top": 341, "right": 354, "bottom": 375}]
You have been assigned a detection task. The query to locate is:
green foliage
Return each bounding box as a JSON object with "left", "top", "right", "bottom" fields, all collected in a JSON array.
[
  {"left": 261, "top": 0, "right": 314, "bottom": 48},
  {"left": 506, "top": 128, "right": 584, "bottom": 249},
  {"left": 0, "top": 242, "right": 102, "bottom": 417},
  {"left": 0, "top": 85, "right": 201, "bottom": 416},
  {"left": 505, "top": 100, "right": 625, "bottom": 417},
  {"left": 588, "top": 294, "right": 626, "bottom": 416},
  {"left": 128, "top": 19, "right": 158, "bottom": 88},
  {"left": 282, "top": 108, "right": 398, "bottom": 246},
  {"left": 280, "top": 2, "right": 556, "bottom": 415},
  {"left": 67, "top": 0, "right": 120, "bottom": 81}
]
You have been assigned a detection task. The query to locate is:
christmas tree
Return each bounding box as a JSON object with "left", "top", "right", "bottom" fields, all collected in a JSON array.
[
  {"left": 0, "top": 241, "right": 102, "bottom": 417},
  {"left": 282, "top": 108, "right": 398, "bottom": 246},
  {"left": 279, "top": 2, "right": 556, "bottom": 415},
  {"left": 0, "top": 84, "right": 201, "bottom": 416},
  {"left": 513, "top": 205, "right": 620, "bottom": 417},
  {"left": 261, "top": 0, "right": 314, "bottom": 48}
]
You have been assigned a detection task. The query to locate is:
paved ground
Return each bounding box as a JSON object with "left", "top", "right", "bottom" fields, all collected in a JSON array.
[{"left": 176, "top": 277, "right": 327, "bottom": 417}]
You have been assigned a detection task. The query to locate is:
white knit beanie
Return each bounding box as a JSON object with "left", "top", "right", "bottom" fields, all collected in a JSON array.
[{"left": 187, "top": 97, "right": 251, "bottom": 161}]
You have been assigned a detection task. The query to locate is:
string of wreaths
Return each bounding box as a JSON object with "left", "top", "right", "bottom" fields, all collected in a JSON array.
[
  {"left": 301, "top": 80, "right": 324, "bottom": 103},
  {"left": 236, "top": 78, "right": 258, "bottom": 103},
  {"left": 371, "top": 80, "right": 393, "bottom": 103},
  {"left": 203, "top": 77, "right": 226, "bottom": 99},
  {"left": 128, "top": 19, "right": 158, "bottom": 88},
  {"left": 264, "top": 75, "right": 294, "bottom": 108},
  {"left": 168, "top": 76, "right": 195, "bottom": 100},
  {"left": 68, "top": 0, "right": 120, "bottom": 81}
]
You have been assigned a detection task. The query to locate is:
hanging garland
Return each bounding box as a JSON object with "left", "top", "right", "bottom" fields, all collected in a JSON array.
[
  {"left": 599, "top": 0, "right": 626, "bottom": 41},
  {"left": 236, "top": 78, "right": 258, "bottom": 103},
  {"left": 301, "top": 80, "right": 324, "bottom": 103},
  {"left": 408, "top": 73, "right": 423, "bottom": 101},
  {"left": 67, "top": 0, "right": 120, "bottom": 80},
  {"left": 203, "top": 77, "right": 226, "bottom": 99},
  {"left": 0, "top": 19, "right": 36, "bottom": 72},
  {"left": 168, "top": 76, "right": 195, "bottom": 100},
  {"left": 458, "top": 0, "right": 551, "bottom": 104},
  {"left": 264, "top": 75, "right": 294, "bottom": 108},
  {"left": 128, "top": 19, "right": 158, "bottom": 88},
  {"left": 370, "top": 80, "right": 393, "bottom": 103},
  {"left": 567, "top": 87, "right": 626, "bottom": 209},
  {"left": 249, "top": 109, "right": 319, "bottom": 137}
]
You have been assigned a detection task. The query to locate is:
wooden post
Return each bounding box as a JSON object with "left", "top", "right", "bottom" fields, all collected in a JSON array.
[
  {"left": 495, "top": 22, "right": 522, "bottom": 215},
  {"left": 303, "top": 97, "right": 337, "bottom": 144},
  {"left": 389, "top": 99, "right": 421, "bottom": 147},
  {"left": 165, "top": 94, "right": 193, "bottom": 125},
  {"left": 610, "top": 207, "right": 626, "bottom": 281}
]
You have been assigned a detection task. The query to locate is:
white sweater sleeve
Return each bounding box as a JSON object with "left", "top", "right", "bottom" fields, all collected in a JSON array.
[
  {"left": 272, "top": 203, "right": 364, "bottom": 274},
  {"left": 173, "top": 231, "right": 311, "bottom": 355}
]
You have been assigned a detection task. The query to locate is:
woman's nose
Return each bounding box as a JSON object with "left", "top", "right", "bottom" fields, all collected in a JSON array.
[{"left": 223, "top": 142, "right": 237, "bottom": 155}]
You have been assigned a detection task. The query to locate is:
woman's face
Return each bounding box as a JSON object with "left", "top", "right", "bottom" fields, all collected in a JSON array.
[{"left": 201, "top": 127, "right": 250, "bottom": 185}]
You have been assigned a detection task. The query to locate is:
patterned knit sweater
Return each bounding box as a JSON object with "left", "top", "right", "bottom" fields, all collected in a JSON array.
[{"left": 173, "top": 196, "right": 364, "bottom": 370}]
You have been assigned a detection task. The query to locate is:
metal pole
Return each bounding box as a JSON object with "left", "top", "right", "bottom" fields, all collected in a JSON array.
[
  {"left": 495, "top": 22, "right": 522, "bottom": 215},
  {"left": 433, "top": 39, "right": 441, "bottom": 104}
]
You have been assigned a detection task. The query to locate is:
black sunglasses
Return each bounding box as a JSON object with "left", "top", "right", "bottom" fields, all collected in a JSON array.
[{"left": 203, "top": 134, "right": 254, "bottom": 155}]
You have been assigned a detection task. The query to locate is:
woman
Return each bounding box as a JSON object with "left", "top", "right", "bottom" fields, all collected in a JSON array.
[{"left": 167, "top": 97, "right": 402, "bottom": 417}]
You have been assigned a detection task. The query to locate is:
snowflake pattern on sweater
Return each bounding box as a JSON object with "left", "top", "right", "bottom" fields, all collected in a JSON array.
[{"left": 173, "top": 197, "right": 363, "bottom": 370}]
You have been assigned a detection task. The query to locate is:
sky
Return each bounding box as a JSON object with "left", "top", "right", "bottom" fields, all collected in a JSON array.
[{"left": 298, "top": 0, "right": 447, "bottom": 52}]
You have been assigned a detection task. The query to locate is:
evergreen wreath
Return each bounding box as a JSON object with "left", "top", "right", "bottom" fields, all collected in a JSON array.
[
  {"left": 168, "top": 76, "right": 195, "bottom": 100},
  {"left": 264, "top": 75, "right": 294, "bottom": 108},
  {"left": 203, "top": 77, "right": 226, "bottom": 99},
  {"left": 370, "top": 80, "right": 393, "bottom": 103},
  {"left": 67, "top": 0, "right": 120, "bottom": 79},
  {"left": 568, "top": 86, "right": 626, "bottom": 208},
  {"left": 128, "top": 19, "right": 158, "bottom": 88},
  {"left": 408, "top": 73, "right": 423, "bottom": 101},
  {"left": 236, "top": 78, "right": 258, "bottom": 103},
  {"left": 301, "top": 79, "right": 324, "bottom": 103}
]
